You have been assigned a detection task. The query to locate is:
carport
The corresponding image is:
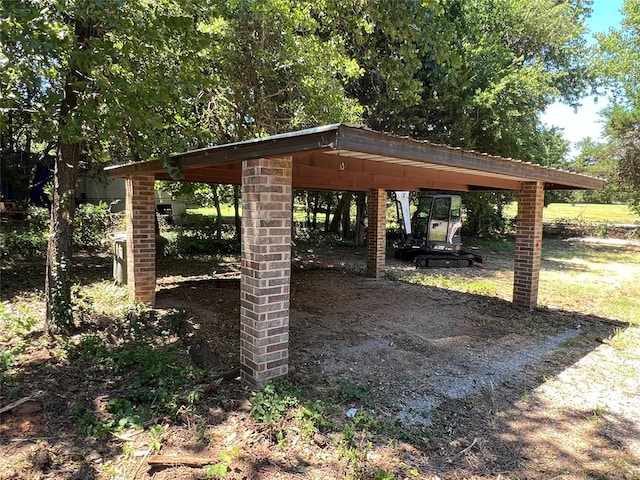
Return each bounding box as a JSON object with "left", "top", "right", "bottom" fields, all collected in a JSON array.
[{"left": 106, "top": 123, "right": 604, "bottom": 385}]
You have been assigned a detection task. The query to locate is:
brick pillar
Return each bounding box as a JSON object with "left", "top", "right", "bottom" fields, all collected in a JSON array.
[
  {"left": 513, "top": 181, "right": 544, "bottom": 309},
  {"left": 125, "top": 174, "right": 156, "bottom": 305},
  {"left": 367, "top": 188, "right": 387, "bottom": 278},
  {"left": 240, "top": 157, "right": 292, "bottom": 385}
]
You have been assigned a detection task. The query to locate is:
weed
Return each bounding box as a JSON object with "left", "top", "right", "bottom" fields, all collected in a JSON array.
[
  {"left": 295, "top": 401, "right": 327, "bottom": 439},
  {"left": 203, "top": 450, "right": 237, "bottom": 479},
  {"left": 607, "top": 327, "right": 636, "bottom": 351},
  {"left": 149, "top": 425, "right": 163, "bottom": 452},
  {"left": 61, "top": 308, "right": 205, "bottom": 437},
  {"left": 400, "top": 462, "right": 421, "bottom": 477},
  {"left": 69, "top": 403, "right": 111, "bottom": 438},
  {"left": 250, "top": 382, "right": 299, "bottom": 426},
  {"left": 333, "top": 381, "right": 377, "bottom": 408},
  {"left": 100, "top": 464, "right": 118, "bottom": 477},
  {"left": 0, "top": 301, "right": 39, "bottom": 338},
  {"left": 383, "top": 270, "right": 402, "bottom": 281},
  {"left": 372, "top": 468, "right": 394, "bottom": 480},
  {"left": 0, "top": 338, "right": 28, "bottom": 372}
]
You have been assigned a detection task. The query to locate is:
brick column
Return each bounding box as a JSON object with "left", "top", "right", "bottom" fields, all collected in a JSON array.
[
  {"left": 240, "top": 157, "right": 292, "bottom": 385},
  {"left": 513, "top": 181, "right": 544, "bottom": 309},
  {"left": 367, "top": 188, "right": 387, "bottom": 278},
  {"left": 125, "top": 174, "right": 156, "bottom": 305}
]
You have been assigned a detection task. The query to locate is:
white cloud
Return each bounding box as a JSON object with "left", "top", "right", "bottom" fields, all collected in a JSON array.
[{"left": 540, "top": 96, "right": 608, "bottom": 157}]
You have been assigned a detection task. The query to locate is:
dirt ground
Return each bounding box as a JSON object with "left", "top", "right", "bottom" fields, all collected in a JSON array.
[{"left": 2, "top": 241, "right": 639, "bottom": 479}]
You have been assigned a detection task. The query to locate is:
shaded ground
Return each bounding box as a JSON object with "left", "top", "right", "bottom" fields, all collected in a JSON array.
[{"left": 2, "top": 240, "right": 639, "bottom": 479}]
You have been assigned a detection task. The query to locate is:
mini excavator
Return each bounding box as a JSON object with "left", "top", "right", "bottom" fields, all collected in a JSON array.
[{"left": 394, "top": 192, "right": 482, "bottom": 267}]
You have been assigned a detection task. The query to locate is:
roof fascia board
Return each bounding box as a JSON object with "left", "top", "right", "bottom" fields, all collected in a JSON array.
[
  {"left": 105, "top": 125, "right": 341, "bottom": 178},
  {"left": 335, "top": 125, "right": 604, "bottom": 190}
]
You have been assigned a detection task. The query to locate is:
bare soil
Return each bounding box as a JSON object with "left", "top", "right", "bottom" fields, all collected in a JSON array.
[{"left": 1, "top": 241, "right": 639, "bottom": 479}]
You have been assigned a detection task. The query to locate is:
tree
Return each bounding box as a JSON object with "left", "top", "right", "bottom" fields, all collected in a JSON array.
[
  {"left": 1, "top": 0, "right": 370, "bottom": 333},
  {"left": 1, "top": 0, "right": 222, "bottom": 333},
  {"left": 198, "top": 0, "right": 363, "bottom": 142},
  {"left": 569, "top": 138, "right": 623, "bottom": 204},
  {"left": 597, "top": 0, "right": 640, "bottom": 214},
  {"left": 365, "top": 0, "right": 593, "bottom": 232}
]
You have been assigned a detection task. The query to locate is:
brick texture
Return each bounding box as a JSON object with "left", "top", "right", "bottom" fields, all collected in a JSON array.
[
  {"left": 513, "top": 181, "right": 544, "bottom": 308},
  {"left": 367, "top": 189, "right": 387, "bottom": 278},
  {"left": 240, "top": 157, "right": 293, "bottom": 385},
  {"left": 125, "top": 174, "right": 156, "bottom": 305}
]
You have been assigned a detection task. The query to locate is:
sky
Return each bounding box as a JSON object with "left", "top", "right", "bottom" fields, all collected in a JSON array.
[{"left": 539, "top": 0, "right": 625, "bottom": 154}]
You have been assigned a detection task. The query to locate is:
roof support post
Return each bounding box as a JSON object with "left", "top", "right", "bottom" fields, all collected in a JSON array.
[
  {"left": 125, "top": 174, "right": 156, "bottom": 305},
  {"left": 240, "top": 157, "right": 293, "bottom": 386},
  {"left": 367, "top": 188, "right": 387, "bottom": 278},
  {"left": 513, "top": 181, "right": 544, "bottom": 309}
]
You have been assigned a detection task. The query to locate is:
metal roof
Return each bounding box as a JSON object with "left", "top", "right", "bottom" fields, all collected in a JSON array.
[{"left": 105, "top": 124, "right": 604, "bottom": 192}]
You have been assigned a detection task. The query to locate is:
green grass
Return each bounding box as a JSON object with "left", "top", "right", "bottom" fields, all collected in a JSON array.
[
  {"left": 401, "top": 272, "right": 499, "bottom": 296},
  {"left": 187, "top": 205, "right": 311, "bottom": 223},
  {"left": 504, "top": 203, "right": 639, "bottom": 224},
  {"left": 538, "top": 240, "right": 640, "bottom": 324},
  {"left": 187, "top": 205, "right": 235, "bottom": 217}
]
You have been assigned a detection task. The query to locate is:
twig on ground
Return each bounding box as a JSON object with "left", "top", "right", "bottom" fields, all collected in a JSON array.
[
  {"left": 0, "top": 390, "right": 44, "bottom": 414},
  {"left": 447, "top": 437, "right": 479, "bottom": 463}
]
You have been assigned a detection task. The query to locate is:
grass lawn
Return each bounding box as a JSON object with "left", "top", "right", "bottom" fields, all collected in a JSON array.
[
  {"left": 191, "top": 202, "right": 639, "bottom": 227},
  {"left": 504, "top": 202, "right": 639, "bottom": 224},
  {"left": 187, "top": 205, "right": 310, "bottom": 223}
]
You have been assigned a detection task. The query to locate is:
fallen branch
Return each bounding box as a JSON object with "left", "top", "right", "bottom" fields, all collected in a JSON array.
[
  {"left": 0, "top": 390, "right": 44, "bottom": 415},
  {"left": 147, "top": 455, "right": 219, "bottom": 468},
  {"left": 130, "top": 449, "right": 150, "bottom": 480},
  {"left": 447, "top": 437, "right": 479, "bottom": 463},
  {"left": 204, "top": 367, "right": 241, "bottom": 395},
  {"left": 212, "top": 367, "right": 241, "bottom": 382}
]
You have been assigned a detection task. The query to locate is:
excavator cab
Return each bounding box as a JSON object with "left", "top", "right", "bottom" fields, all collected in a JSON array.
[{"left": 395, "top": 192, "right": 482, "bottom": 267}]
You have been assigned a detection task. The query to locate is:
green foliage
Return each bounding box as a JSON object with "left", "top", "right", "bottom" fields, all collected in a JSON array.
[
  {"left": 333, "top": 382, "right": 377, "bottom": 409},
  {"left": 73, "top": 201, "right": 112, "bottom": 249},
  {"left": 149, "top": 424, "right": 164, "bottom": 452},
  {"left": 163, "top": 213, "right": 240, "bottom": 256},
  {"left": 203, "top": 463, "right": 228, "bottom": 479},
  {"left": 203, "top": 450, "right": 238, "bottom": 479},
  {"left": 60, "top": 302, "right": 202, "bottom": 437},
  {"left": 163, "top": 233, "right": 240, "bottom": 257},
  {"left": 250, "top": 382, "right": 299, "bottom": 427},
  {"left": 0, "top": 207, "right": 49, "bottom": 257},
  {"left": 0, "top": 300, "right": 39, "bottom": 338},
  {"left": 372, "top": 469, "right": 394, "bottom": 480},
  {"left": 596, "top": 0, "right": 640, "bottom": 215},
  {"left": 0, "top": 343, "right": 26, "bottom": 373}
]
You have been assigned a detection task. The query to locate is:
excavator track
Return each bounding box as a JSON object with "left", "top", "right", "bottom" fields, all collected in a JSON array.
[{"left": 414, "top": 252, "right": 482, "bottom": 268}]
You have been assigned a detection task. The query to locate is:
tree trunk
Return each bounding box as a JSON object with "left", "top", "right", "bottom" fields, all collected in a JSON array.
[
  {"left": 45, "top": 142, "right": 80, "bottom": 334},
  {"left": 324, "top": 193, "right": 333, "bottom": 233},
  {"left": 45, "top": 18, "right": 100, "bottom": 335},
  {"left": 354, "top": 192, "right": 367, "bottom": 247},
  {"left": 340, "top": 192, "right": 352, "bottom": 239},
  {"left": 305, "top": 191, "right": 311, "bottom": 228},
  {"left": 328, "top": 192, "right": 345, "bottom": 234},
  {"left": 211, "top": 184, "right": 222, "bottom": 240},
  {"left": 233, "top": 185, "right": 241, "bottom": 242},
  {"left": 329, "top": 192, "right": 352, "bottom": 238},
  {"left": 311, "top": 192, "right": 319, "bottom": 230}
]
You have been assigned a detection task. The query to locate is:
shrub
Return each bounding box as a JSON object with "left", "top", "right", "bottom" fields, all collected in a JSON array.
[
  {"left": 73, "top": 201, "right": 112, "bottom": 249},
  {"left": 0, "top": 206, "right": 49, "bottom": 257}
]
